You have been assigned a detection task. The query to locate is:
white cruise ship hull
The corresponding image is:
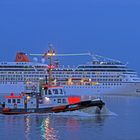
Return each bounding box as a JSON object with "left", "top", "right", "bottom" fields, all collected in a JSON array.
[{"left": 64, "top": 82, "right": 140, "bottom": 96}]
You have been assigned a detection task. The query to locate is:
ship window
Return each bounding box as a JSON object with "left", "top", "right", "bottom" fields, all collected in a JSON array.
[
  {"left": 48, "top": 89, "right": 52, "bottom": 95},
  {"left": 53, "top": 89, "right": 58, "bottom": 94},
  {"left": 58, "top": 99, "right": 61, "bottom": 103},
  {"left": 63, "top": 99, "right": 66, "bottom": 103},
  {"left": 8, "top": 99, "right": 11, "bottom": 103},
  {"left": 17, "top": 99, "right": 21, "bottom": 103},
  {"left": 59, "top": 89, "right": 63, "bottom": 94},
  {"left": 12, "top": 99, "right": 16, "bottom": 103}
]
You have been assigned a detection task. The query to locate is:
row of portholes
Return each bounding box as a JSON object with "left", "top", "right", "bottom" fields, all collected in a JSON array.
[
  {"left": 103, "top": 83, "right": 122, "bottom": 86},
  {"left": 64, "top": 86, "right": 121, "bottom": 89},
  {"left": 0, "top": 82, "right": 18, "bottom": 84}
]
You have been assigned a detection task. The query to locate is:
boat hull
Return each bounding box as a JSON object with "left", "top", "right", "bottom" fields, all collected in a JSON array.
[{"left": 0, "top": 99, "right": 105, "bottom": 115}]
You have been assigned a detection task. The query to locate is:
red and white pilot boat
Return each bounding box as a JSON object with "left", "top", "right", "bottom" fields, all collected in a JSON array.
[{"left": 1, "top": 84, "right": 105, "bottom": 115}]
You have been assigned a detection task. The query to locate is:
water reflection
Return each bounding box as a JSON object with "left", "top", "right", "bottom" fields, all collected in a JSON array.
[
  {"left": 24, "top": 116, "right": 31, "bottom": 140},
  {"left": 40, "top": 116, "right": 59, "bottom": 140},
  {"left": 66, "top": 117, "right": 80, "bottom": 131},
  {"left": 0, "top": 113, "right": 107, "bottom": 140}
]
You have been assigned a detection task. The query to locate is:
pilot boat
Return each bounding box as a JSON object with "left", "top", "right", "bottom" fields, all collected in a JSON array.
[{"left": 1, "top": 84, "right": 105, "bottom": 115}]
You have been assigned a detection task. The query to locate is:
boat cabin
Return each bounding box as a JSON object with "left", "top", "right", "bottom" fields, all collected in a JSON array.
[
  {"left": 5, "top": 93, "right": 25, "bottom": 109},
  {"left": 5, "top": 93, "right": 37, "bottom": 109},
  {"left": 4, "top": 86, "right": 81, "bottom": 109},
  {"left": 41, "top": 85, "right": 66, "bottom": 96},
  {"left": 39, "top": 85, "right": 81, "bottom": 107}
]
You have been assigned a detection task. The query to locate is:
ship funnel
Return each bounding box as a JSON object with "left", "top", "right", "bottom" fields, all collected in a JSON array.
[{"left": 15, "top": 52, "right": 30, "bottom": 62}]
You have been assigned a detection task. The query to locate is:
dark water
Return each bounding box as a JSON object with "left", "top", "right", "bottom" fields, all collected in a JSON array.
[{"left": 0, "top": 96, "right": 140, "bottom": 140}]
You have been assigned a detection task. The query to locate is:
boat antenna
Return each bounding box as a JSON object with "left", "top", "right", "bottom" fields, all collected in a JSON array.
[{"left": 45, "top": 75, "right": 48, "bottom": 85}]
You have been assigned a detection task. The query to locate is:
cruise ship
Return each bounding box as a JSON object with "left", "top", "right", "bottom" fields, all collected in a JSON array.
[{"left": 0, "top": 51, "right": 140, "bottom": 101}]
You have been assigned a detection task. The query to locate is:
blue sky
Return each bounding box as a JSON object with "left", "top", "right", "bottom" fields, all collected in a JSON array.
[{"left": 0, "top": 0, "right": 140, "bottom": 71}]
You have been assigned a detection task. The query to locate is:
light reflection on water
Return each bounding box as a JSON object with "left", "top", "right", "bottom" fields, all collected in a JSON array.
[
  {"left": 24, "top": 116, "right": 31, "bottom": 140},
  {"left": 0, "top": 96, "right": 140, "bottom": 140},
  {"left": 40, "top": 117, "right": 59, "bottom": 140},
  {"left": 0, "top": 113, "right": 107, "bottom": 140}
]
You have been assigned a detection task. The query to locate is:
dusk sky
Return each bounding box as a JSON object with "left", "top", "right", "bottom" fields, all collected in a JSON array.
[{"left": 0, "top": 0, "right": 140, "bottom": 71}]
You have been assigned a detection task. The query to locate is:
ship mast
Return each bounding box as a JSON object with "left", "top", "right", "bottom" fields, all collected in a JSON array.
[
  {"left": 30, "top": 44, "right": 90, "bottom": 86},
  {"left": 44, "top": 44, "right": 55, "bottom": 86}
]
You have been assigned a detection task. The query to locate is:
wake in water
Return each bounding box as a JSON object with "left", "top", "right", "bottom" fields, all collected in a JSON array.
[{"left": 52, "top": 106, "right": 117, "bottom": 117}]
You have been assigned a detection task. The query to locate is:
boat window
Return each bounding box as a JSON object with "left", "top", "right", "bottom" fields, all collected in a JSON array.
[
  {"left": 17, "top": 99, "right": 21, "bottom": 103},
  {"left": 53, "top": 89, "right": 56, "bottom": 94},
  {"left": 48, "top": 89, "right": 52, "bottom": 95},
  {"left": 58, "top": 99, "right": 61, "bottom": 103},
  {"left": 53, "top": 89, "right": 58, "bottom": 94},
  {"left": 63, "top": 89, "right": 66, "bottom": 94},
  {"left": 62, "top": 99, "right": 66, "bottom": 103},
  {"left": 59, "top": 89, "right": 63, "bottom": 94},
  {"left": 8, "top": 99, "right": 11, "bottom": 103},
  {"left": 12, "top": 99, "right": 16, "bottom": 103}
]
